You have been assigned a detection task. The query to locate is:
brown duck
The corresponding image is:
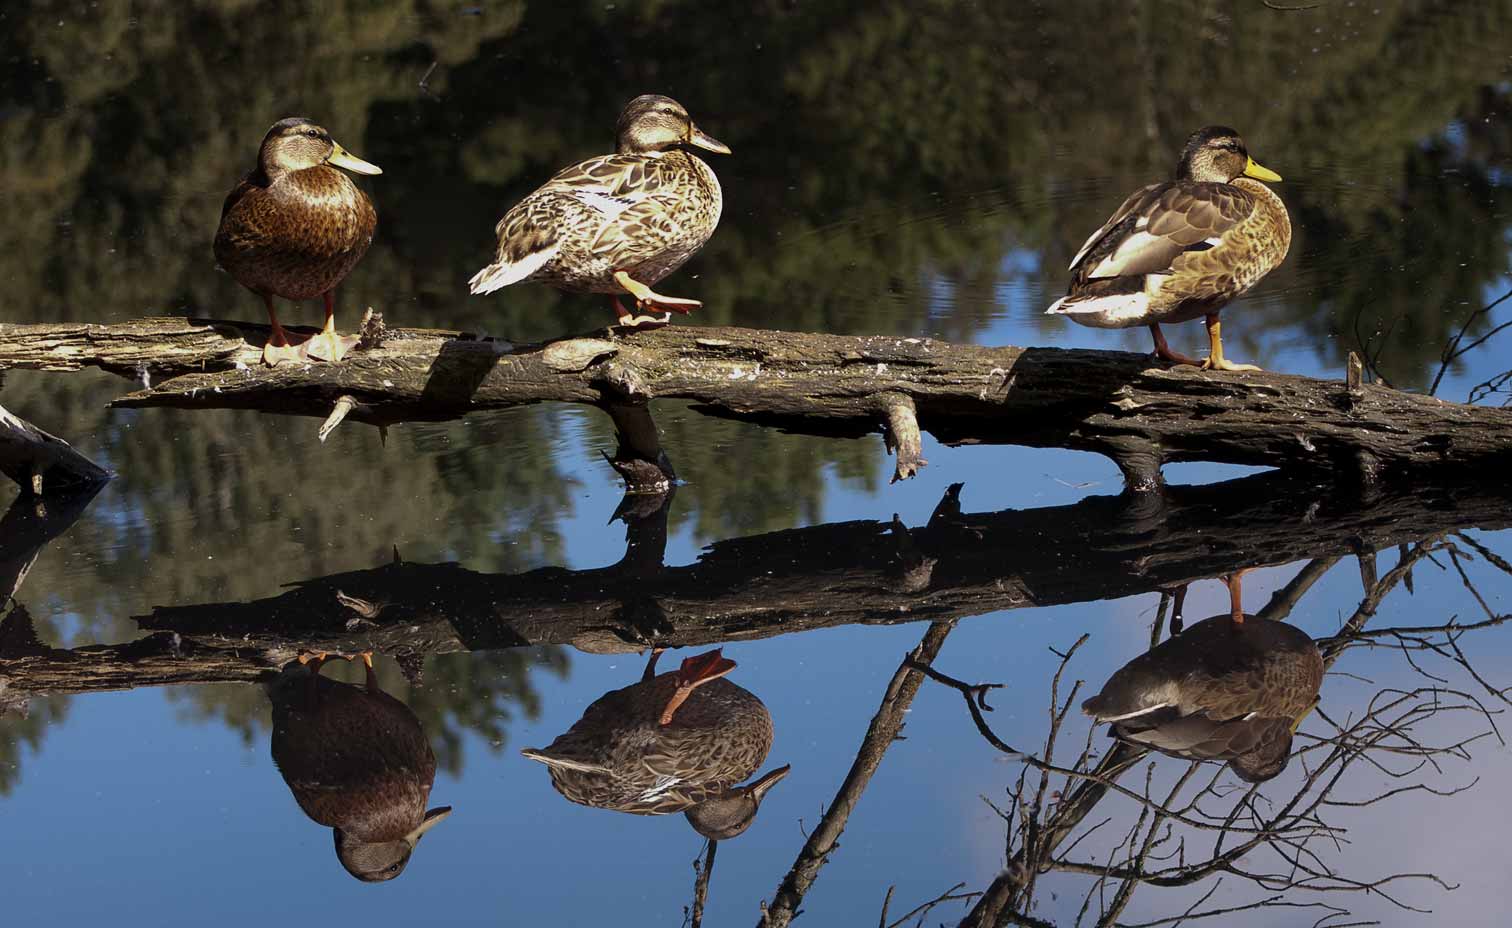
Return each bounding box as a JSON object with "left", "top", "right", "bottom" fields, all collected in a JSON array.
[
  {"left": 468, "top": 95, "right": 730, "bottom": 328},
  {"left": 522, "top": 649, "right": 789, "bottom": 839},
  {"left": 214, "top": 117, "right": 381, "bottom": 365},
  {"left": 266, "top": 653, "right": 451, "bottom": 882},
  {"left": 1082, "top": 574, "right": 1323, "bottom": 783},
  {"left": 1047, "top": 126, "right": 1291, "bottom": 371}
]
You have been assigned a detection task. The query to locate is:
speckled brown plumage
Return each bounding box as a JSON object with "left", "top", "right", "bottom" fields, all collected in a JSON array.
[
  {"left": 469, "top": 95, "right": 729, "bottom": 326},
  {"left": 482, "top": 149, "right": 722, "bottom": 294},
  {"left": 214, "top": 117, "right": 380, "bottom": 363},
  {"left": 524, "top": 672, "right": 773, "bottom": 815},
  {"left": 1047, "top": 126, "right": 1291, "bottom": 370},
  {"left": 1082, "top": 614, "right": 1323, "bottom": 782},
  {"left": 214, "top": 131, "right": 376, "bottom": 302}
]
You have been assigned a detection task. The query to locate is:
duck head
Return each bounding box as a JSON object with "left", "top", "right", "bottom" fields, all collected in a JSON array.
[
  {"left": 683, "top": 764, "right": 789, "bottom": 840},
  {"left": 257, "top": 117, "right": 382, "bottom": 180},
  {"left": 615, "top": 95, "right": 731, "bottom": 157},
  {"left": 334, "top": 805, "right": 452, "bottom": 883},
  {"left": 1176, "top": 126, "right": 1280, "bottom": 184}
]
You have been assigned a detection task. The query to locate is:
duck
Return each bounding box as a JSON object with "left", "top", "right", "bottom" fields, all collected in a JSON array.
[
  {"left": 469, "top": 94, "right": 730, "bottom": 329},
  {"left": 214, "top": 117, "right": 381, "bottom": 365},
  {"left": 1081, "top": 573, "right": 1323, "bottom": 783},
  {"left": 521, "top": 649, "right": 790, "bottom": 840},
  {"left": 266, "top": 652, "right": 451, "bottom": 882},
  {"left": 1046, "top": 126, "right": 1291, "bottom": 372}
]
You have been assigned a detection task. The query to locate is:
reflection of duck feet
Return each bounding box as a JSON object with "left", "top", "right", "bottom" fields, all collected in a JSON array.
[
  {"left": 614, "top": 597, "right": 674, "bottom": 646},
  {"left": 641, "top": 647, "right": 666, "bottom": 682},
  {"left": 297, "top": 650, "right": 330, "bottom": 673},
  {"left": 1221, "top": 568, "right": 1249, "bottom": 625},
  {"left": 297, "top": 649, "right": 374, "bottom": 672},
  {"left": 1166, "top": 584, "right": 1188, "bottom": 636},
  {"left": 659, "top": 649, "right": 737, "bottom": 726}
]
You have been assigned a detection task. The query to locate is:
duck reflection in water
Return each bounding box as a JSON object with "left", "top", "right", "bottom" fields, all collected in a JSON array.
[
  {"left": 523, "top": 648, "right": 789, "bottom": 839},
  {"left": 266, "top": 652, "right": 452, "bottom": 881},
  {"left": 1082, "top": 572, "right": 1323, "bottom": 783}
]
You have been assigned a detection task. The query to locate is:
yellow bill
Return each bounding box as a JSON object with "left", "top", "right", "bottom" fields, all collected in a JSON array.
[
  {"left": 327, "top": 141, "right": 383, "bottom": 175},
  {"left": 1243, "top": 157, "right": 1282, "bottom": 183},
  {"left": 688, "top": 125, "right": 732, "bottom": 155}
]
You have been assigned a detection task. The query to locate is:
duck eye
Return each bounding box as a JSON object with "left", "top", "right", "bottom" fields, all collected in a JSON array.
[{"left": 306, "top": 128, "right": 320, "bottom": 138}]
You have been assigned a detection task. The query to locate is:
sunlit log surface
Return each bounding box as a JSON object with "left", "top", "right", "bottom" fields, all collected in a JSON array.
[
  {"left": 3, "top": 316, "right": 1511, "bottom": 487},
  {"left": 5, "top": 471, "right": 1510, "bottom": 700}
]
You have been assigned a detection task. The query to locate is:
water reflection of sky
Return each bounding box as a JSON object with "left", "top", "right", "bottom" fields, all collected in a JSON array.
[{"left": 6, "top": 2, "right": 1512, "bottom": 925}]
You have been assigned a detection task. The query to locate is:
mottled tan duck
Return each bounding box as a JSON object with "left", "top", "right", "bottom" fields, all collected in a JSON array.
[
  {"left": 1082, "top": 573, "right": 1323, "bottom": 782},
  {"left": 469, "top": 94, "right": 730, "bottom": 328},
  {"left": 266, "top": 652, "right": 451, "bottom": 882},
  {"left": 521, "top": 649, "right": 789, "bottom": 839},
  {"left": 214, "top": 117, "right": 381, "bottom": 365},
  {"left": 1047, "top": 126, "right": 1291, "bottom": 371}
]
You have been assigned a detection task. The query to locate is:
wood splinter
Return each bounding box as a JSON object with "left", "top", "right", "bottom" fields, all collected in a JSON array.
[{"left": 879, "top": 394, "right": 927, "bottom": 484}]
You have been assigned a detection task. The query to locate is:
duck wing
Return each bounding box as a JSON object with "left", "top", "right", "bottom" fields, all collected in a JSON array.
[{"left": 1070, "top": 181, "right": 1256, "bottom": 281}]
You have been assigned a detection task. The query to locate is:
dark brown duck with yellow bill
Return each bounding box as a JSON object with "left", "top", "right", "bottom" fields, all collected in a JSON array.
[
  {"left": 214, "top": 117, "right": 381, "bottom": 366},
  {"left": 1081, "top": 579, "right": 1323, "bottom": 783},
  {"left": 521, "top": 649, "right": 790, "bottom": 840},
  {"left": 469, "top": 94, "right": 730, "bottom": 329},
  {"left": 1047, "top": 126, "right": 1291, "bottom": 372},
  {"left": 266, "top": 652, "right": 451, "bottom": 882}
]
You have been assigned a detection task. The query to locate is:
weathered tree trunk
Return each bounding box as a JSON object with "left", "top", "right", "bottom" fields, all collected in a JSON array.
[
  {"left": 4, "top": 316, "right": 1510, "bottom": 487},
  {"left": 5, "top": 470, "right": 1507, "bottom": 699}
]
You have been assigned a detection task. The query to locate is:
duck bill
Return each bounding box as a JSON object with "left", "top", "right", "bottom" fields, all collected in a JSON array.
[
  {"left": 688, "top": 125, "right": 732, "bottom": 155},
  {"left": 745, "top": 764, "right": 792, "bottom": 804},
  {"left": 328, "top": 141, "right": 383, "bottom": 175},
  {"left": 1242, "top": 157, "right": 1281, "bottom": 183},
  {"left": 404, "top": 806, "right": 453, "bottom": 847}
]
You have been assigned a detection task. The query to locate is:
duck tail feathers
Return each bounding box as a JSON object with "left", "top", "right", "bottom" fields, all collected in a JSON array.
[
  {"left": 468, "top": 244, "right": 559, "bottom": 294},
  {"left": 520, "top": 745, "right": 608, "bottom": 774}
]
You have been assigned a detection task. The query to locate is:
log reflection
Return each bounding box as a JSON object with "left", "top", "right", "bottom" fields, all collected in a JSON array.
[{"left": 4, "top": 471, "right": 1511, "bottom": 700}]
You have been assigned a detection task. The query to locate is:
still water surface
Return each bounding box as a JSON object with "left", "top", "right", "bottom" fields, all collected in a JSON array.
[{"left": 4, "top": 2, "right": 1512, "bottom": 926}]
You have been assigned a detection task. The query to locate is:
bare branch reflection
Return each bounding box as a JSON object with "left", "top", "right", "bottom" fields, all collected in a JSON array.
[{"left": 921, "top": 540, "right": 1512, "bottom": 927}]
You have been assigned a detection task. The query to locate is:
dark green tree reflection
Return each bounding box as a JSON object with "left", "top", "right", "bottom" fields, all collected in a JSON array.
[{"left": 165, "top": 648, "right": 569, "bottom": 776}]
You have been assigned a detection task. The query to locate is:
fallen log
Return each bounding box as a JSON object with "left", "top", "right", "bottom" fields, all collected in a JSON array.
[
  {"left": 3, "top": 316, "right": 1511, "bottom": 488},
  {"left": 5, "top": 470, "right": 1507, "bottom": 699}
]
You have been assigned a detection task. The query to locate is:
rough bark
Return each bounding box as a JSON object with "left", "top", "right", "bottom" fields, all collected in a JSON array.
[
  {"left": 6, "top": 470, "right": 1508, "bottom": 699},
  {"left": 4, "top": 316, "right": 1511, "bottom": 486}
]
